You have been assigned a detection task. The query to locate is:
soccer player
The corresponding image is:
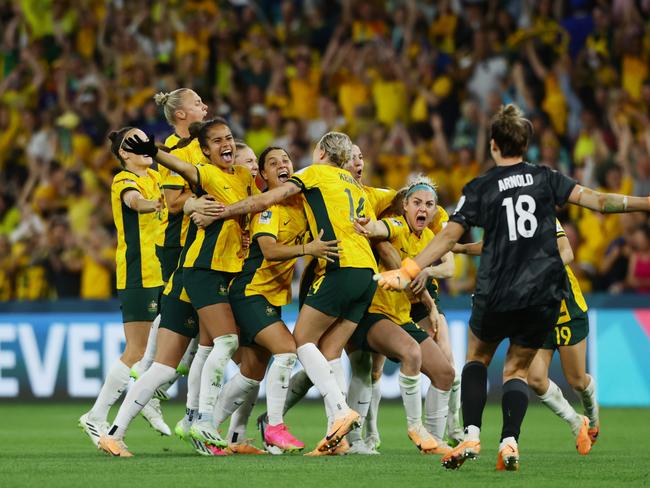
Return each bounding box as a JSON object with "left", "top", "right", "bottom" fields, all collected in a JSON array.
[
  {"left": 216, "top": 147, "right": 338, "bottom": 454},
  {"left": 80, "top": 127, "right": 165, "bottom": 447},
  {"left": 210, "top": 132, "right": 377, "bottom": 453},
  {"left": 455, "top": 219, "right": 599, "bottom": 455},
  {"left": 351, "top": 177, "right": 455, "bottom": 455},
  {"left": 106, "top": 118, "right": 257, "bottom": 453},
  {"left": 129, "top": 88, "right": 208, "bottom": 413},
  {"left": 374, "top": 103, "right": 650, "bottom": 471},
  {"left": 235, "top": 141, "right": 259, "bottom": 177},
  {"left": 380, "top": 187, "right": 463, "bottom": 448}
]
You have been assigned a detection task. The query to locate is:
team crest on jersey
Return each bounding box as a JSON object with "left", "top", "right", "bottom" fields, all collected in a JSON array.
[
  {"left": 218, "top": 284, "right": 228, "bottom": 296},
  {"left": 265, "top": 305, "right": 277, "bottom": 317},
  {"left": 259, "top": 210, "right": 272, "bottom": 224},
  {"left": 147, "top": 300, "right": 158, "bottom": 314}
]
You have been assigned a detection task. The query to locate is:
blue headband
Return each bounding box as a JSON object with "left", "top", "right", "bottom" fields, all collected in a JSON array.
[{"left": 405, "top": 183, "right": 437, "bottom": 200}]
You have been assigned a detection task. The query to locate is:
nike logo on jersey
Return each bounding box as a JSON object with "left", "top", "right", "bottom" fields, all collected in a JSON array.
[
  {"left": 498, "top": 174, "right": 533, "bottom": 192},
  {"left": 223, "top": 186, "right": 231, "bottom": 190},
  {"left": 283, "top": 220, "right": 291, "bottom": 226}
]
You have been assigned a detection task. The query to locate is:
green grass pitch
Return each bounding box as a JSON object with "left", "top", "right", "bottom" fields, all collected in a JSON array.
[{"left": 1, "top": 402, "right": 648, "bottom": 487}]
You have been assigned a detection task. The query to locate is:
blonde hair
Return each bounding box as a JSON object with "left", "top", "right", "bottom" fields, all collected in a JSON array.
[
  {"left": 404, "top": 174, "right": 438, "bottom": 204},
  {"left": 318, "top": 131, "right": 353, "bottom": 167},
  {"left": 154, "top": 88, "right": 191, "bottom": 125}
]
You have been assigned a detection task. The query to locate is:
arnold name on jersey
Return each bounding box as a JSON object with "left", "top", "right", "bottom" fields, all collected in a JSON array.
[{"left": 498, "top": 173, "right": 534, "bottom": 192}]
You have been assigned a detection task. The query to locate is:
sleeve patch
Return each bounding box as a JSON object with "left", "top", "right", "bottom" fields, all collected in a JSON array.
[
  {"left": 390, "top": 218, "right": 403, "bottom": 226},
  {"left": 259, "top": 210, "right": 273, "bottom": 224}
]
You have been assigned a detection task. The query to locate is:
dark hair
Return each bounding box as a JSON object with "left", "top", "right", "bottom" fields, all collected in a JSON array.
[
  {"left": 489, "top": 104, "right": 532, "bottom": 158},
  {"left": 174, "top": 117, "right": 229, "bottom": 151},
  {"left": 108, "top": 127, "right": 136, "bottom": 167},
  {"left": 258, "top": 146, "right": 289, "bottom": 173}
]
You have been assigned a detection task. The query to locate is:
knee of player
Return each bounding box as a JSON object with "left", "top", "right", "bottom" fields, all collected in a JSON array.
[
  {"left": 122, "top": 343, "right": 146, "bottom": 365},
  {"left": 214, "top": 333, "right": 239, "bottom": 354},
  {"left": 438, "top": 361, "right": 455, "bottom": 391},
  {"left": 240, "top": 362, "right": 266, "bottom": 382},
  {"left": 526, "top": 371, "right": 547, "bottom": 395},
  {"left": 400, "top": 342, "right": 422, "bottom": 372},
  {"left": 566, "top": 372, "right": 590, "bottom": 391},
  {"left": 370, "top": 368, "right": 383, "bottom": 383}
]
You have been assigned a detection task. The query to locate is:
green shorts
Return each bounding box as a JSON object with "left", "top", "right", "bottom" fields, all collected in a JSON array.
[
  {"left": 117, "top": 287, "right": 162, "bottom": 323},
  {"left": 156, "top": 245, "right": 182, "bottom": 283},
  {"left": 304, "top": 267, "right": 376, "bottom": 324},
  {"left": 230, "top": 293, "right": 282, "bottom": 347},
  {"left": 411, "top": 281, "right": 444, "bottom": 323},
  {"left": 159, "top": 293, "right": 199, "bottom": 338},
  {"left": 183, "top": 268, "right": 235, "bottom": 310},
  {"left": 541, "top": 314, "right": 589, "bottom": 349},
  {"left": 350, "top": 313, "right": 429, "bottom": 355}
]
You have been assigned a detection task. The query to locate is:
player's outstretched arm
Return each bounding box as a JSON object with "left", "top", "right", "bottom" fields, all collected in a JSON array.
[
  {"left": 375, "top": 222, "right": 465, "bottom": 290},
  {"left": 123, "top": 134, "right": 199, "bottom": 186},
  {"left": 219, "top": 182, "right": 301, "bottom": 220},
  {"left": 452, "top": 240, "right": 484, "bottom": 256},
  {"left": 568, "top": 185, "right": 650, "bottom": 213},
  {"left": 413, "top": 221, "right": 465, "bottom": 269}
]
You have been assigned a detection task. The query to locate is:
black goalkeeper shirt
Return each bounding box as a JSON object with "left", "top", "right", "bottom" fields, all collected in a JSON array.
[{"left": 449, "top": 162, "right": 577, "bottom": 311}]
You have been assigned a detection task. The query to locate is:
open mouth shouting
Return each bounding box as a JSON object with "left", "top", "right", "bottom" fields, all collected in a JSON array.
[
  {"left": 278, "top": 169, "right": 290, "bottom": 183},
  {"left": 221, "top": 148, "right": 234, "bottom": 163}
]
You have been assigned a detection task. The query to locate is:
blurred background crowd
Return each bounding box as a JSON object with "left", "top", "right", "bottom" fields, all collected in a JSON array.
[{"left": 1, "top": 0, "right": 650, "bottom": 301}]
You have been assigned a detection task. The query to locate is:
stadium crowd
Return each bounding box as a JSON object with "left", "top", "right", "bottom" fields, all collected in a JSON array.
[{"left": 1, "top": 0, "right": 650, "bottom": 300}]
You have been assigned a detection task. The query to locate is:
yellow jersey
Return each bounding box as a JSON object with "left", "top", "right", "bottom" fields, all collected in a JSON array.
[
  {"left": 555, "top": 220, "right": 588, "bottom": 322},
  {"left": 111, "top": 169, "right": 164, "bottom": 289},
  {"left": 364, "top": 185, "right": 396, "bottom": 217},
  {"left": 289, "top": 165, "right": 377, "bottom": 272},
  {"left": 369, "top": 215, "right": 434, "bottom": 324},
  {"left": 430, "top": 206, "right": 449, "bottom": 235},
  {"left": 232, "top": 197, "right": 308, "bottom": 306},
  {"left": 183, "top": 164, "right": 258, "bottom": 272},
  {"left": 158, "top": 134, "right": 207, "bottom": 248}
]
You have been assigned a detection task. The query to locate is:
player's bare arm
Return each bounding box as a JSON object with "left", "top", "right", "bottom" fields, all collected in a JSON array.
[
  {"left": 568, "top": 185, "right": 650, "bottom": 213},
  {"left": 258, "top": 229, "right": 340, "bottom": 263},
  {"left": 123, "top": 133, "right": 201, "bottom": 186},
  {"left": 557, "top": 235, "right": 574, "bottom": 265},
  {"left": 219, "top": 182, "right": 300, "bottom": 219},
  {"left": 413, "top": 221, "right": 465, "bottom": 270},
  {"left": 122, "top": 189, "right": 161, "bottom": 214},
  {"left": 453, "top": 241, "right": 484, "bottom": 256}
]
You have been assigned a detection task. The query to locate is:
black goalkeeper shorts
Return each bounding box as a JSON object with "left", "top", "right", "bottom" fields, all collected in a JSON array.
[{"left": 469, "top": 299, "right": 561, "bottom": 349}]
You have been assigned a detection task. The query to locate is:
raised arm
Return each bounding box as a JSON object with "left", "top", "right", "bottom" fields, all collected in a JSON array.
[
  {"left": 567, "top": 185, "right": 650, "bottom": 213},
  {"left": 219, "top": 182, "right": 301, "bottom": 219},
  {"left": 123, "top": 134, "right": 199, "bottom": 186}
]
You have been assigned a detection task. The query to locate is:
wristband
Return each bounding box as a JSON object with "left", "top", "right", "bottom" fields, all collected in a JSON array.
[{"left": 401, "top": 257, "right": 422, "bottom": 279}]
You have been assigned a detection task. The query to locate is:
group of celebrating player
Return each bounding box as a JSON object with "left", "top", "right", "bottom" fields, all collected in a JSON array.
[{"left": 79, "top": 88, "right": 650, "bottom": 471}]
